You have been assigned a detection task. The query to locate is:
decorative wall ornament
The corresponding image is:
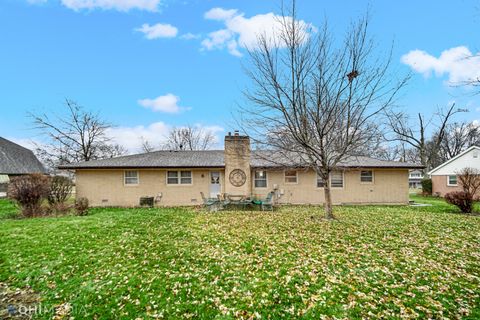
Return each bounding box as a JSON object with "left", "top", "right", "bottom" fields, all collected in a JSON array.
[{"left": 229, "top": 169, "right": 246, "bottom": 187}]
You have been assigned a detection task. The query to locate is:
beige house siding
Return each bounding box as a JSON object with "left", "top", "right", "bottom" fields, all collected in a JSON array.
[
  {"left": 76, "top": 168, "right": 224, "bottom": 207},
  {"left": 251, "top": 168, "right": 409, "bottom": 205},
  {"left": 76, "top": 167, "right": 409, "bottom": 207}
]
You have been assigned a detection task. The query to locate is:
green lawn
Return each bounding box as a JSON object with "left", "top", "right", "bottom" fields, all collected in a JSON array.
[{"left": 0, "top": 198, "right": 479, "bottom": 319}]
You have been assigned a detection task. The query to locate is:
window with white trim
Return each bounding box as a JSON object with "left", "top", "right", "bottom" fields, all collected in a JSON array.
[
  {"left": 330, "top": 171, "right": 344, "bottom": 188},
  {"left": 124, "top": 170, "right": 139, "bottom": 185},
  {"left": 285, "top": 170, "right": 298, "bottom": 184},
  {"left": 447, "top": 175, "right": 458, "bottom": 186},
  {"left": 167, "top": 171, "right": 192, "bottom": 185},
  {"left": 254, "top": 170, "right": 267, "bottom": 188},
  {"left": 316, "top": 173, "right": 325, "bottom": 188},
  {"left": 360, "top": 170, "right": 373, "bottom": 183}
]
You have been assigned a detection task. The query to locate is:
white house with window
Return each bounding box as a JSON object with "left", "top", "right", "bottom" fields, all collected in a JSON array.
[{"left": 428, "top": 146, "right": 480, "bottom": 196}]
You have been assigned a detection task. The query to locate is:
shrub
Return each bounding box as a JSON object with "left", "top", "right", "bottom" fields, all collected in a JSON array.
[
  {"left": 7, "top": 174, "right": 50, "bottom": 217},
  {"left": 48, "top": 176, "right": 73, "bottom": 205},
  {"left": 74, "top": 197, "right": 89, "bottom": 216},
  {"left": 445, "top": 191, "right": 473, "bottom": 213},
  {"left": 421, "top": 178, "right": 432, "bottom": 195}
]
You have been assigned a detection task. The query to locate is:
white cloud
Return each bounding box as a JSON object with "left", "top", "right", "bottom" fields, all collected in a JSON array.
[
  {"left": 204, "top": 8, "right": 238, "bottom": 21},
  {"left": 135, "top": 23, "right": 178, "bottom": 39},
  {"left": 201, "top": 7, "right": 315, "bottom": 57},
  {"left": 60, "top": 0, "right": 162, "bottom": 11},
  {"left": 106, "top": 122, "right": 170, "bottom": 152},
  {"left": 180, "top": 32, "right": 201, "bottom": 40},
  {"left": 401, "top": 46, "right": 480, "bottom": 84},
  {"left": 106, "top": 122, "right": 224, "bottom": 152},
  {"left": 138, "top": 93, "right": 187, "bottom": 113}
]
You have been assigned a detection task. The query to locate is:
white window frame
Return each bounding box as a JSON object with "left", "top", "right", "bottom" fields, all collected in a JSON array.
[
  {"left": 330, "top": 171, "right": 344, "bottom": 189},
  {"left": 360, "top": 170, "right": 374, "bottom": 184},
  {"left": 166, "top": 170, "right": 193, "bottom": 185},
  {"left": 284, "top": 170, "right": 298, "bottom": 184},
  {"left": 124, "top": 170, "right": 139, "bottom": 186},
  {"left": 254, "top": 170, "right": 268, "bottom": 188},
  {"left": 447, "top": 175, "right": 458, "bottom": 186}
]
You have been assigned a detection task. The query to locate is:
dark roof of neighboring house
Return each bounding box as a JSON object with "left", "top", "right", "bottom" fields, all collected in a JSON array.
[
  {"left": 59, "top": 149, "right": 423, "bottom": 170},
  {"left": 0, "top": 137, "right": 46, "bottom": 174}
]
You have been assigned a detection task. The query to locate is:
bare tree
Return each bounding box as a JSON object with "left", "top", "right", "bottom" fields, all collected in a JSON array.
[
  {"left": 31, "top": 99, "right": 126, "bottom": 170},
  {"left": 140, "top": 136, "right": 156, "bottom": 153},
  {"left": 241, "top": 3, "right": 407, "bottom": 219},
  {"left": 387, "top": 103, "right": 467, "bottom": 172},
  {"left": 437, "top": 121, "right": 480, "bottom": 163},
  {"left": 458, "top": 167, "right": 480, "bottom": 199},
  {"left": 163, "top": 125, "right": 216, "bottom": 151}
]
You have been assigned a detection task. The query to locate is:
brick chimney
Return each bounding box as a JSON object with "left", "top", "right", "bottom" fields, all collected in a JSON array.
[{"left": 224, "top": 131, "right": 251, "bottom": 195}]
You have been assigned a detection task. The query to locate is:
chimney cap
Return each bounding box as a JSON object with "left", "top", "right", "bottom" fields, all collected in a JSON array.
[{"left": 234, "top": 130, "right": 239, "bottom": 136}]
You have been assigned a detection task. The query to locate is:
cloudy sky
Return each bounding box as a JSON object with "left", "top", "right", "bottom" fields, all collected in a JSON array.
[{"left": 0, "top": 0, "right": 479, "bottom": 152}]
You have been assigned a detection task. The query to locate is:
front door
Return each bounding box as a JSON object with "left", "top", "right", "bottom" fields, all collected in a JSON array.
[{"left": 210, "top": 171, "right": 221, "bottom": 198}]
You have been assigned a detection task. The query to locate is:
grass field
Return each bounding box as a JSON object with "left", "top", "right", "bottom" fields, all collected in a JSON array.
[{"left": 0, "top": 197, "right": 479, "bottom": 319}]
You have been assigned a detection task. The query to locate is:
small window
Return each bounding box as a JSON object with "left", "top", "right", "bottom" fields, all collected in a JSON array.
[
  {"left": 331, "top": 171, "right": 344, "bottom": 188},
  {"left": 180, "top": 171, "right": 192, "bottom": 184},
  {"left": 124, "top": 170, "right": 139, "bottom": 185},
  {"left": 254, "top": 170, "right": 267, "bottom": 188},
  {"left": 360, "top": 170, "right": 373, "bottom": 183},
  {"left": 167, "top": 171, "right": 192, "bottom": 185},
  {"left": 316, "top": 173, "right": 325, "bottom": 188},
  {"left": 167, "top": 171, "right": 179, "bottom": 184},
  {"left": 285, "top": 170, "right": 298, "bottom": 184},
  {"left": 448, "top": 175, "right": 458, "bottom": 186}
]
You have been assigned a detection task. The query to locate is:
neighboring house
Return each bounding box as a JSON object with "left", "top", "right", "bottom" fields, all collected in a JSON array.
[
  {"left": 60, "top": 133, "right": 422, "bottom": 207},
  {"left": 428, "top": 145, "right": 480, "bottom": 197},
  {"left": 409, "top": 169, "right": 424, "bottom": 189},
  {"left": 0, "top": 137, "right": 46, "bottom": 196}
]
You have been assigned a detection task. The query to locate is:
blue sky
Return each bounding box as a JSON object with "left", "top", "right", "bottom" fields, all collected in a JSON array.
[{"left": 1, "top": 0, "right": 479, "bottom": 152}]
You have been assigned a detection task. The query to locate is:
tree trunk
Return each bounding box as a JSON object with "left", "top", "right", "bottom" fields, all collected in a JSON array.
[{"left": 324, "top": 184, "right": 334, "bottom": 219}]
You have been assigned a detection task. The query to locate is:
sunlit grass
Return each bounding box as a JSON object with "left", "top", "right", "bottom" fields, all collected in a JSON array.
[{"left": 0, "top": 198, "right": 479, "bottom": 319}]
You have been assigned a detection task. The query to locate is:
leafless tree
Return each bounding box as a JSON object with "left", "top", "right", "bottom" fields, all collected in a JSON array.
[
  {"left": 458, "top": 167, "right": 480, "bottom": 199},
  {"left": 387, "top": 103, "right": 467, "bottom": 173},
  {"left": 163, "top": 125, "right": 216, "bottom": 151},
  {"left": 31, "top": 99, "right": 126, "bottom": 171},
  {"left": 437, "top": 121, "right": 480, "bottom": 163},
  {"left": 140, "top": 136, "right": 156, "bottom": 153},
  {"left": 240, "top": 3, "right": 407, "bottom": 219}
]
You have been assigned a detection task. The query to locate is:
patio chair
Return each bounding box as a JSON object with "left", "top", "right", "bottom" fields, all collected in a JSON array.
[
  {"left": 261, "top": 192, "right": 275, "bottom": 211},
  {"left": 200, "top": 192, "right": 222, "bottom": 211}
]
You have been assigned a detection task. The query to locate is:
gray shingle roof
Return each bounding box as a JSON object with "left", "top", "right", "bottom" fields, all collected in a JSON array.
[
  {"left": 0, "top": 137, "right": 46, "bottom": 174},
  {"left": 59, "top": 149, "right": 422, "bottom": 170}
]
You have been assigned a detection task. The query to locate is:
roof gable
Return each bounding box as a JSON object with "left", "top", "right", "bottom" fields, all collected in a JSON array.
[
  {"left": 428, "top": 146, "right": 480, "bottom": 175},
  {"left": 0, "top": 137, "right": 46, "bottom": 174}
]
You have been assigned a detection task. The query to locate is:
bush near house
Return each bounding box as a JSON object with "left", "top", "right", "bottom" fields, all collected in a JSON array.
[
  {"left": 445, "top": 168, "right": 480, "bottom": 213},
  {"left": 7, "top": 174, "right": 50, "bottom": 217},
  {"left": 421, "top": 178, "right": 432, "bottom": 195},
  {"left": 0, "top": 196, "right": 479, "bottom": 319}
]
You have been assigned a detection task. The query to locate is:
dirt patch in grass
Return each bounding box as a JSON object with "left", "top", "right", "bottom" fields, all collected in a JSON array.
[{"left": 0, "top": 282, "right": 41, "bottom": 319}]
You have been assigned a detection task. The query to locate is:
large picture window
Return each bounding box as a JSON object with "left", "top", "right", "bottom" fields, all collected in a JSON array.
[
  {"left": 167, "top": 171, "right": 192, "bottom": 185},
  {"left": 124, "top": 170, "right": 139, "bottom": 185},
  {"left": 254, "top": 170, "right": 267, "bottom": 188}
]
